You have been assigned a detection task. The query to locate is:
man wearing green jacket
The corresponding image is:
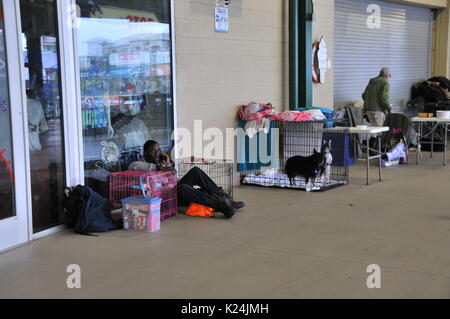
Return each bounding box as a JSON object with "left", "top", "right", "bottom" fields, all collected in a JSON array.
[{"left": 362, "top": 67, "right": 392, "bottom": 127}]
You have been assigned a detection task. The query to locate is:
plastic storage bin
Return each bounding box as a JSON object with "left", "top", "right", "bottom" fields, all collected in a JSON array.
[{"left": 121, "top": 197, "right": 162, "bottom": 232}]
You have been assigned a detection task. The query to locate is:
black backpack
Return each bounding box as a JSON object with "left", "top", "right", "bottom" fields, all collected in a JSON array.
[
  {"left": 63, "top": 185, "right": 118, "bottom": 235},
  {"left": 63, "top": 186, "right": 84, "bottom": 229}
]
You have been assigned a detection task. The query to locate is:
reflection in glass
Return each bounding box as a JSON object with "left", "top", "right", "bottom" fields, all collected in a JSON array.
[
  {"left": 20, "top": 0, "right": 66, "bottom": 232},
  {"left": 0, "top": 1, "right": 15, "bottom": 221},
  {"left": 76, "top": 0, "right": 173, "bottom": 197}
]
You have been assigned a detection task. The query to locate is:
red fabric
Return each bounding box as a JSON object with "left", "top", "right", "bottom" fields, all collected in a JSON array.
[
  {"left": 239, "top": 103, "right": 312, "bottom": 122},
  {"left": 268, "top": 111, "right": 312, "bottom": 122},
  {"left": 239, "top": 103, "right": 274, "bottom": 121}
]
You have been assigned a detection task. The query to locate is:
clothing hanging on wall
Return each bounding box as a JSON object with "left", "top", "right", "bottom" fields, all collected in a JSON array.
[{"left": 27, "top": 98, "right": 48, "bottom": 151}]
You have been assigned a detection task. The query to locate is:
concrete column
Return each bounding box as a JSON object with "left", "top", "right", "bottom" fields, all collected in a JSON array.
[{"left": 432, "top": 1, "right": 450, "bottom": 77}]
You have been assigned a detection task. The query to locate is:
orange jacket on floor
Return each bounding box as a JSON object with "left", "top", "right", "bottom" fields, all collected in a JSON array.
[{"left": 185, "top": 203, "right": 214, "bottom": 217}]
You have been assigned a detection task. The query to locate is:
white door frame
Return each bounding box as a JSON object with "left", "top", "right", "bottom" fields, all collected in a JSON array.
[
  {"left": 0, "top": 0, "right": 32, "bottom": 251},
  {"left": 59, "top": 0, "right": 84, "bottom": 188},
  {"left": 170, "top": 0, "right": 179, "bottom": 159}
]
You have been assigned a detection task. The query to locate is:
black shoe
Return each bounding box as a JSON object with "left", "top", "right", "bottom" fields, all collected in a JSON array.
[
  {"left": 221, "top": 204, "right": 236, "bottom": 219},
  {"left": 219, "top": 192, "right": 245, "bottom": 210},
  {"left": 214, "top": 200, "right": 236, "bottom": 219},
  {"left": 211, "top": 187, "right": 245, "bottom": 210},
  {"left": 232, "top": 201, "right": 245, "bottom": 209},
  {"left": 211, "top": 193, "right": 236, "bottom": 219}
]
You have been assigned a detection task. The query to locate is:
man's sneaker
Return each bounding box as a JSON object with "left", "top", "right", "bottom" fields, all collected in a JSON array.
[
  {"left": 232, "top": 201, "right": 245, "bottom": 209},
  {"left": 211, "top": 187, "right": 245, "bottom": 210},
  {"left": 221, "top": 204, "right": 236, "bottom": 219},
  {"left": 211, "top": 193, "right": 236, "bottom": 219}
]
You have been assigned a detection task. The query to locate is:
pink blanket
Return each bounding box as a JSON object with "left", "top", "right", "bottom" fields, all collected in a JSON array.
[
  {"left": 268, "top": 111, "right": 312, "bottom": 122},
  {"left": 239, "top": 103, "right": 312, "bottom": 122}
]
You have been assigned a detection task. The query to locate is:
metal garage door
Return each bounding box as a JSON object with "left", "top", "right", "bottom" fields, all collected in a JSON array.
[{"left": 334, "top": 0, "right": 433, "bottom": 113}]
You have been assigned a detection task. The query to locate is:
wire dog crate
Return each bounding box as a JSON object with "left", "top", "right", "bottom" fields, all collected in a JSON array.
[
  {"left": 109, "top": 171, "right": 178, "bottom": 220},
  {"left": 176, "top": 158, "right": 234, "bottom": 199},
  {"left": 239, "top": 119, "right": 350, "bottom": 192}
]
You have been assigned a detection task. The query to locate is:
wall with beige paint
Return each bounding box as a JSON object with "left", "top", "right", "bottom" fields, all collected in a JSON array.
[
  {"left": 175, "top": 0, "right": 289, "bottom": 161},
  {"left": 174, "top": 0, "right": 335, "bottom": 132}
]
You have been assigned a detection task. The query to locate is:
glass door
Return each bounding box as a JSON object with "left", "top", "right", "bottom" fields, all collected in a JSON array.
[
  {"left": 0, "top": 0, "right": 30, "bottom": 251},
  {"left": 19, "top": 0, "right": 66, "bottom": 233}
]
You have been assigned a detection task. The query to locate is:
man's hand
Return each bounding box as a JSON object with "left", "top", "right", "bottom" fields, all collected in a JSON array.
[
  {"left": 159, "top": 151, "right": 171, "bottom": 165},
  {"left": 157, "top": 164, "right": 177, "bottom": 175}
]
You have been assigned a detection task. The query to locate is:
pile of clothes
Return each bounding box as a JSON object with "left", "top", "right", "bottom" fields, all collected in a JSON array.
[
  {"left": 408, "top": 76, "right": 450, "bottom": 114},
  {"left": 381, "top": 141, "right": 407, "bottom": 167},
  {"left": 238, "top": 102, "right": 333, "bottom": 138}
]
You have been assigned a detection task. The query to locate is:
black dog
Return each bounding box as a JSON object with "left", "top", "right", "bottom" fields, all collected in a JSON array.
[{"left": 285, "top": 149, "right": 325, "bottom": 189}]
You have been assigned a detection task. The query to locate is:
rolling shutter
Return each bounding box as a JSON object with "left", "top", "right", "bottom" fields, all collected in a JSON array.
[{"left": 334, "top": 0, "right": 433, "bottom": 113}]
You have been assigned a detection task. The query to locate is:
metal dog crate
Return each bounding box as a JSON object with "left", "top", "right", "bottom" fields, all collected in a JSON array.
[
  {"left": 177, "top": 158, "right": 234, "bottom": 199},
  {"left": 239, "top": 119, "right": 350, "bottom": 192}
]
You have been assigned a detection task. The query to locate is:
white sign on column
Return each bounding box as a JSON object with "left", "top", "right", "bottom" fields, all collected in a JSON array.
[{"left": 215, "top": 7, "right": 229, "bottom": 33}]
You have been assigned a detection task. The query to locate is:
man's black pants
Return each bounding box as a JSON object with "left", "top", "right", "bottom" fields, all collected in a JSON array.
[{"left": 177, "top": 167, "right": 220, "bottom": 207}]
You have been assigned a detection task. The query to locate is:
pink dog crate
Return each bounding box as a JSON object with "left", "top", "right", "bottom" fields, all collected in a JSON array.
[{"left": 109, "top": 171, "right": 178, "bottom": 221}]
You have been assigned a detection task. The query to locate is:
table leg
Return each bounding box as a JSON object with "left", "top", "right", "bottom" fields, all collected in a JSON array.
[
  {"left": 444, "top": 123, "right": 448, "bottom": 166},
  {"left": 378, "top": 135, "right": 382, "bottom": 182},
  {"left": 366, "top": 133, "right": 370, "bottom": 185},
  {"left": 431, "top": 123, "right": 434, "bottom": 158},
  {"left": 416, "top": 122, "right": 421, "bottom": 165},
  {"left": 415, "top": 123, "right": 418, "bottom": 164}
]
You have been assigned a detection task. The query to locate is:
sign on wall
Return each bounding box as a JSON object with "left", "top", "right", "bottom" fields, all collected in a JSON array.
[{"left": 215, "top": 7, "right": 229, "bottom": 33}]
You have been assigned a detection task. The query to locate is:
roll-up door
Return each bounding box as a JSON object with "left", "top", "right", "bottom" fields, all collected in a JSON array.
[{"left": 334, "top": 0, "right": 433, "bottom": 113}]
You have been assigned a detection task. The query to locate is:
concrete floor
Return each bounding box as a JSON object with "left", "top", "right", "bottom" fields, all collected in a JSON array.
[{"left": 1, "top": 152, "right": 450, "bottom": 299}]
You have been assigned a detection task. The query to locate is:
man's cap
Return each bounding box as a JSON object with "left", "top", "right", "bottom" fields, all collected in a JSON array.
[{"left": 380, "top": 67, "right": 392, "bottom": 77}]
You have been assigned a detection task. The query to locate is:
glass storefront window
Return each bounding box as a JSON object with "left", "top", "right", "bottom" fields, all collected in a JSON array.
[{"left": 76, "top": 0, "right": 173, "bottom": 197}]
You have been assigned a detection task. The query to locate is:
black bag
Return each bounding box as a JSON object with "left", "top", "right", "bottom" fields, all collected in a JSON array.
[
  {"left": 63, "top": 186, "right": 84, "bottom": 229},
  {"left": 63, "top": 185, "right": 118, "bottom": 235}
]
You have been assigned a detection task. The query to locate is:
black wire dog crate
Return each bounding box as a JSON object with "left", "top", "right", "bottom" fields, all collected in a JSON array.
[
  {"left": 239, "top": 120, "right": 351, "bottom": 192},
  {"left": 177, "top": 158, "right": 234, "bottom": 199}
]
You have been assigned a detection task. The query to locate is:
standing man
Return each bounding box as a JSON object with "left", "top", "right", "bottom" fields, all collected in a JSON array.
[{"left": 362, "top": 67, "right": 392, "bottom": 127}]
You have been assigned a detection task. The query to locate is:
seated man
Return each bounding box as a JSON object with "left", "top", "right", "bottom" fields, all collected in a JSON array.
[{"left": 129, "top": 140, "right": 245, "bottom": 219}]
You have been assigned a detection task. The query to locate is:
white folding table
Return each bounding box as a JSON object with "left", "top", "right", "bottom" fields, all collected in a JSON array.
[
  {"left": 321, "top": 126, "right": 389, "bottom": 185},
  {"left": 411, "top": 117, "right": 450, "bottom": 166}
]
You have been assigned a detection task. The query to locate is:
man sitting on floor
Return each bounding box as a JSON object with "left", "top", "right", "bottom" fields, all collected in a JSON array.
[{"left": 129, "top": 140, "right": 245, "bottom": 219}]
